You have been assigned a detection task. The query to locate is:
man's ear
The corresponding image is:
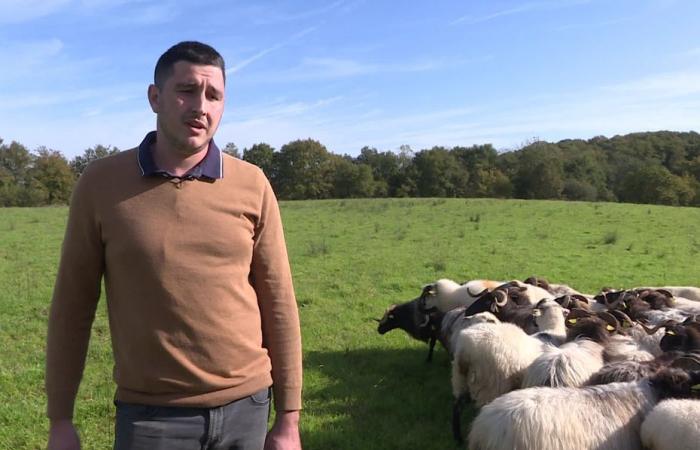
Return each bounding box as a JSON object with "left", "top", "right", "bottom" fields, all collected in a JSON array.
[{"left": 148, "top": 84, "right": 160, "bottom": 113}]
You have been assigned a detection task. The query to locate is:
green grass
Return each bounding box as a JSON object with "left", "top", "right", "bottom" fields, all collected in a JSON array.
[{"left": 1, "top": 198, "right": 699, "bottom": 449}]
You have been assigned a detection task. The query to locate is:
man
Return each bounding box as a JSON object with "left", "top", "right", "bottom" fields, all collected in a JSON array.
[{"left": 46, "top": 41, "right": 303, "bottom": 450}]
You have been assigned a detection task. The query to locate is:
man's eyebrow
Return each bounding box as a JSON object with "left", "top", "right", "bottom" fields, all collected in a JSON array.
[
  {"left": 174, "top": 81, "right": 223, "bottom": 96},
  {"left": 174, "top": 81, "right": 198, "bottom": 89}
]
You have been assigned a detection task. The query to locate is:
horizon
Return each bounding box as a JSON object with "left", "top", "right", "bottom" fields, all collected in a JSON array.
[{"left": 2, "top": 0, "right": 700, "bottom": 159}]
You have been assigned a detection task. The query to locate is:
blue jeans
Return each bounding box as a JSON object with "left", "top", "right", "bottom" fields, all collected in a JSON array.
[{"left": 114, "top": 387, "right": 271, "bottom": 450}]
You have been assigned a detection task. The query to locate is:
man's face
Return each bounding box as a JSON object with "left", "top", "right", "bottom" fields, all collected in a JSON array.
[{"left": 148, "top": 61, "right": 225, "bottom": 156}]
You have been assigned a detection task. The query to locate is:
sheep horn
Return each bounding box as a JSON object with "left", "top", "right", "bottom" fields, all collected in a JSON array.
[
  {"left": 638, "top": 320, "right": 676, "bottom": 335},
  {"left": 555, "top": 295, "right": 571, "bottom": 309},
  {"left": 608, "top": 310, "right": 635, "bottom": 328},
  {"left": 598, "top": 311, "right": 620, "bottom": 333},
  {"left": 494, "top": 290, "right": 509, "bottom": 307},
  {"left": 418, "top": 314, "right": 430, "bottom": 328},
  {"left": 572, "top": 294, "right": 590, "bottom": 304},
  {"left": 656, "top": 289, "right": 673, "bottom": 298}
]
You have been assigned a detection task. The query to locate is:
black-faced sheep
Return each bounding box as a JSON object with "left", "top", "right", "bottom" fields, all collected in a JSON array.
[{"left": 376, "top": 298, "right": 439, "bottom": 361}]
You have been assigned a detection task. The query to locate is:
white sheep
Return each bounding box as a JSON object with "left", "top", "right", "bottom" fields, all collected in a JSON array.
[
  {"left": 638, "top": 286, "right": 700, "bottom": 302},
  {"left": 522, "top": 310, "right": 620, "bottom": 388},
  {"left": 439, "top": 309, "right": 500, "bottom": 357},
  {"left": 468, "top": 368, "right": 700, "bottom": 450},
  {"left": 421, "top": 278, "right": 487, "bottom": 312},
  {"left": 640, "top": 398, "right": 700, "bottom": 450}
]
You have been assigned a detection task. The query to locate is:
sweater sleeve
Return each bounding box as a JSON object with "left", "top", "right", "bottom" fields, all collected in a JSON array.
[
  {"left": 251, "top": 177, "right": 303, "bottom": 411},
  {"left": 45, "top": 167, "right": 105, "bottom": 420}
]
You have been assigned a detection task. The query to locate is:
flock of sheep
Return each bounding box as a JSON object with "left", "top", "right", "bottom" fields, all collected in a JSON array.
[{"left": 376, "top": 277, "right": 700, "bottom": 450}]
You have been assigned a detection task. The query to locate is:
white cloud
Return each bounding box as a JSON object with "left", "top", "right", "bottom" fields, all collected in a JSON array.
[
  {"left": 227, "top": 27, "right": 317, "bottom": 74},
  {"left": 451, "top": 0, "right": 592, "bottom": 26},
  {"left": 602, "top": 70, "right": 700, "bottom": 98},
  {"left": 251, "top": 0, "right": 346, "bottom": 25}
]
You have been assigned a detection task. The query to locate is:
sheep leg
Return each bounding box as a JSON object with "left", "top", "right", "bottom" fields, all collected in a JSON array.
[
  {"left": 426, "top": 335, "right": 436, "bottom": 362},
  {"left": 452, "top": 394, "right": 468, "bottom": 444}
]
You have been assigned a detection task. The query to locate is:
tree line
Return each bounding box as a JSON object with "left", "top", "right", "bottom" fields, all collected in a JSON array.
[{"left": 1, "top": 131, "right": 699, "bottom": 207}]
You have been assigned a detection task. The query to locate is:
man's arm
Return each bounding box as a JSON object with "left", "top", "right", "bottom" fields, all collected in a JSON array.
[
  {"left": 264, "top": 410, "right": 301, "bottom": 450},
  {"left": 46, "top": 167, "right": 105, "bottom": 447},
  {"left": 251, "top": 176, "right": 303, "bottom": 448},
  {"left": 48, "top": 419, "right": 81, "bottom": 450}
]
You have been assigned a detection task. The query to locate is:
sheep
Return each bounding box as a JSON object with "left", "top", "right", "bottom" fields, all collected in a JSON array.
[
  {"left": 640, "top": 398, "right": 700, "bottom": 450},
  {"left": 587, "top": 351, "right": 690, "bottom": 385},
  {"left": 506, "top": 279, "right": 556, "bottom": 303},
  {"left": 421, "top": 278, "right": 489, "bottom": 313},
  {"left": 601, "top": 310, "right": 663, "bottom": 362},
  {"left": 529, "top": 298, "right": 569, "bottom": 346},
  {"left": 376, "top": 298, "right": 439, "bottom": 361},
  {"left": 450, "top": 299, "right": 567, "bottom": 442},
  {"left": 637, "top": 286, "right": 700, "bottom": 302},
  {"left": 467, "top": 367, "right": 700, "bottom": 450},
  {"left": 598, "top": 289, "right": 688, "bottom": 325},
  {"left": 439, "top": 309, "right": 500, "bottom": 357},
  {"left": 521, "top": 309, "right": 619, "bottom": 388},
  {"left": 524, "top": 276, "right": 591, "bottom": 299},
  {"left": 461, "top": 288, "right": 539, "bottom": 333},
  {"left": 421, "top": 278, "right": 552, "bottom": 313}
]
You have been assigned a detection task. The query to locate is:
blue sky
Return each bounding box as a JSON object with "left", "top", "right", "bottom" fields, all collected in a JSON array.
[{"left": 2, "top": 0, "right": 700, "bottom": 158}]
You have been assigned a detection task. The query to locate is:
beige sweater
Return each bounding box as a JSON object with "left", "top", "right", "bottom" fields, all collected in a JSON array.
[{"left": 46, "top": 149, "right": 302, "bottom": 419}]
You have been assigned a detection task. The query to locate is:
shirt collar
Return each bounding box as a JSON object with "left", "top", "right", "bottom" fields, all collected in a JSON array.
[{"left": 137, "top": 131, "right": 223, "bottom": 180}]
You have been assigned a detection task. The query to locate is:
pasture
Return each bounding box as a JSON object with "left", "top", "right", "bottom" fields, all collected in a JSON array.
[{"left": 1, "top": 198, "right": 699, "bottom": 449}]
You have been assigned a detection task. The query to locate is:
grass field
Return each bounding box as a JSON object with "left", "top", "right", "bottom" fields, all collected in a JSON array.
[{"left": 1, "top": 198, "right": 699, "bottom": 449}]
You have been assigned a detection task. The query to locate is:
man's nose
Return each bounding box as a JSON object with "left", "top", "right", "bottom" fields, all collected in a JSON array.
[{"left": 191, "top": 90, "right": 207, "bottom": 116}]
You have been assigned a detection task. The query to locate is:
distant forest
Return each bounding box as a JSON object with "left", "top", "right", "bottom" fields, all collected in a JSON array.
[{"left": 2, "top": 130, "right": 700, "bottom": 207}]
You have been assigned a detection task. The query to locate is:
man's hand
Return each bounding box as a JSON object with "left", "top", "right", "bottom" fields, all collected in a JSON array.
[
  {"left": 264, "top": 410, "right": 301, "bottom": 450},
  {"left": 48, "top": 419, "right": 80, "bottom": 450}
]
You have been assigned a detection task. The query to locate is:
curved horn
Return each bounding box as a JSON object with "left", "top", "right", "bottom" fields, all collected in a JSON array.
[
  {"left": 554, "top": 295, "right": 571, "bottom": 309},
  {"left": 572, "top": 294, "right": 590, "bottom": 304},
  {"left": 494, "top": 289, "right": 509, "bottom": 307},
  {"left": 418, "top": 314, "right": 430, "bottom": 328},
  {"left": 638, "top": 319, "right": 677, "bottom": 335},
  {"left": 598, "top": 311, "right": 620, "bottom": 333},
  {"left": 656, "top": 288, "right": 673, "bottom": 297},
  {"left": 608, "top": 310, "right": 635, "bottom": 328}
]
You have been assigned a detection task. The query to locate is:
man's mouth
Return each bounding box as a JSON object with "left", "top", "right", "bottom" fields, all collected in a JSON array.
[{"left": 186, "top": 120, "right": 207, "bottom": 131}]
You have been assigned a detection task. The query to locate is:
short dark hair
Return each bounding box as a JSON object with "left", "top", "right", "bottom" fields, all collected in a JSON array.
[{"left": 154, "top": 41, "right": 225, "bottom": 87}]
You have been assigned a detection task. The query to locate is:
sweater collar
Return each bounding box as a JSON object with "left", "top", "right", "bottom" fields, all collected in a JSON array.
[{"left": 137, "top": 131, "right": 223, "bottom": 180}]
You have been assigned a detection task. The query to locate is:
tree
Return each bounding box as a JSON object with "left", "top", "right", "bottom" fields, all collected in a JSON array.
[
  {"left": 0, "top": 141, "right": 33, "bottom": 206},
  {"left": 243, "top": 143, "right": 276, "bottom": 177},
  {"left": 31, "top": 147, "right": 76, "bottom": 205},
  {"left": 273, "top": 139, "right": 334, "bottom": 200},
  {"left": 513, "top": 142, "right": 565, "bottom": 199},
  {"left": 619, "top": 165, "right": 695, "bottom": 206},
  {"left": 70, "top": 144, "right": 119, "bottom": 177},
  {"left": 330, "top": 155, "right": 376, "bottom": 198},
  {"left": 412, "top": 147, "right": 469, "bottom": 197},
  {"left": 222, "top": 142, "right": 240, "bottom": 158}
]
